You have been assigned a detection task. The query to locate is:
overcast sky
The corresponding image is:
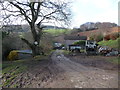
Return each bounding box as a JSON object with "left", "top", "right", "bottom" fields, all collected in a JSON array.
[
  {"left": 0, "top": 0, "right": 119, "bottom": 28},
  {"left": 70, "top": 0, "right": 119, "bottom": 28}
]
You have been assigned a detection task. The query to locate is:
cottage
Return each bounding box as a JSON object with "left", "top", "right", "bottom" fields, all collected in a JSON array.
[{"left": 64, "top": 35, "right": 87, "bottom": 50}]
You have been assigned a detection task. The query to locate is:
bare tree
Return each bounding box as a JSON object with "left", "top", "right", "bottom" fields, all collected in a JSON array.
[{"left": 0, "top": 0, "right": 71, "bottom": 56}]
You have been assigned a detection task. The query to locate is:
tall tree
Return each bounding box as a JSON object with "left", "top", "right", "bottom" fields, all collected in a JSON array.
[{"left": 0, "top": 0, "right": 71, "bottom": 56}]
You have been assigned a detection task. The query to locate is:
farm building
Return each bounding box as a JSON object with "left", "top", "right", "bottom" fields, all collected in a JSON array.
[{"left": 64, "top": 35, "right": 87, "bottom": 50}]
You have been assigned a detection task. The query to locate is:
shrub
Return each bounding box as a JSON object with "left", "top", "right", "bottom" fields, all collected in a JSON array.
[
  {"left": 7, "top": 50, "right": 18, "bottom": 60},
  {"left": 118, "top": 37, "right": 120, "bottom": 50},
  {"left": 110, "top": 33, "right": 119, "bottom": 40},
  {"left": 2, "top": 34, "right": 25, "bottom": 60},
  {"left": 104, "top": 34, "right": 111, "bottom": 41},
  {"left": 104, "top": 33, "right": 119, "bottom": 41},
  {"left": 95, "top": 33, "right": 103, "bottom": 42},
  {"left": 89, "top": 34, "right": 95, "bottom": 41},
  {"left": 89, "top": 33, "right": 103, "bottom": 42},
  {"left": 73, "top": 40, "right": 86, "bottom": 46}
]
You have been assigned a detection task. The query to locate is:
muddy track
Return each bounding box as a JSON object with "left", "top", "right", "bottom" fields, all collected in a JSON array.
[
  {"left": 65, "top": 53, "right": 118, "bottom": 71},
  {"left": 45, "top": 50, "right": 118, "bottom": 88},
  {"left": 2, "top": 50, "right": 118, "bottom": 88}
]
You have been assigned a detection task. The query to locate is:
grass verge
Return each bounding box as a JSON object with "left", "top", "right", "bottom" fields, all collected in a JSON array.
[{"left": 2, "top": 51, "right": 52, "bottom": 88}]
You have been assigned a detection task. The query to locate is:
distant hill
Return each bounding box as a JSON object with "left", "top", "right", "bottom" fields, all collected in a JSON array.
[
  {"left": 0, "top": 25, "right": 67, "bottom": 32},
  {"left": 80, "top": 22, "right": 117, "bottom": 31},
  {"left": 0, "top": 25, "right": 30, "bottom": 32},
  {"left": 77, "top": 27, "right": 120, "bottom": 37}
]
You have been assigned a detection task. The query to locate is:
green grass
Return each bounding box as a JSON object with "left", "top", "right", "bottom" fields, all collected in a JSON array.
[
  {"left": 2, "top": 60, "right": 28, "bottom": 87},
  {"left": 43, "top": 29, "right": 72, "bottom": 36},
  {"left": 2, "top": 50, "right": 53, "bottom": 75},
  {"left": 2, "top": 59, "right": 35, "bottom": 87},
  {"left": 2, "top": 54, "right": 51, "bottom": 75},
  {"left": 4, "top": 75, "right": 18, "bottom": 87},
  {"left": 98, "top": 37, "right": 120, "bottom": 49},
  {"left": 2, "top": 50, "right": 52, "bottom": 87},
  {"left": 2, "top": 60, "right": 27, "bottom": 74},
  {"left": 11, "top": 84, "right": 19, "bottom": 88}
]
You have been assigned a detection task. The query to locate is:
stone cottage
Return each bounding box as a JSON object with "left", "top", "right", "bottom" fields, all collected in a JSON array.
[{"left": 64, "top": 35, "right": 87, "bottom": 50}]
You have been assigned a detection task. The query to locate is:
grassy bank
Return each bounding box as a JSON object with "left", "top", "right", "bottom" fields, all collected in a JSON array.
[
  {"left": 2, "top": 60, "right": 28, "bottom": 87},
  {"left": 2, "top": 54, "right": 51, "bottom": 74},
  {"left": 98, "top": 37, "right": 120, "bottom": 49},
  {"left": 2, "top": 51, "right": 52, "bottom": 88}
]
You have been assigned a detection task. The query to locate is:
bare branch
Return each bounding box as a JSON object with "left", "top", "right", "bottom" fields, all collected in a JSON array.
[
  {"left": 21, "top": 38, "right": 33, "bottom": 49},
  {"left": 16, "top": 1, "right": 29, "bottom": 6},
  {"left": 37, "top": 10, "right": 58, "bottom": 26},
  {"left": 0, "top": 0, "right": 71, "bottom": 55},
  {"left": 34, "top": 2, "right": 42, "bottom": 21},
  {"left": 9, "top": 2, "right": 31, "bottom": 24}
]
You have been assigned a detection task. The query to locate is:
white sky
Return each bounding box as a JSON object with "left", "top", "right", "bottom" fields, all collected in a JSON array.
[
  {"left": 0, "top": 0, "right": 119, "bottom": 28},
  {"left": 71, "top": 0, "right": 119, "bottom": 28}
]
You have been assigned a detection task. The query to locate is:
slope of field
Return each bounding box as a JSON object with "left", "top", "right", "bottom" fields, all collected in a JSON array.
[
  {"left": 43, "top": 29, "right": 72, "bottom": 36},
  {"left": 98, "top": 37, "right": 120, "bottom": 49},
  {"left": 78, "top": 27, "right": 120, "bottom": 37}
]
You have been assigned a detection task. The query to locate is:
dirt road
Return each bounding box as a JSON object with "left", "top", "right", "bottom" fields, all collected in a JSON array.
[
  {"left": 2, "top": 50, "right": 118, "bottom": 88},
  {"left": 45, "top": 50, "right": 118, "bottom": 88}
]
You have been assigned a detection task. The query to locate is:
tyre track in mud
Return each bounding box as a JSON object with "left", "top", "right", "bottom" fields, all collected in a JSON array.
[
  {"left": 47, "top": 50, "right": 118, "bottom": 88},
  {"left": 3, "top": 50, "right": 118, "bottom": 88}
]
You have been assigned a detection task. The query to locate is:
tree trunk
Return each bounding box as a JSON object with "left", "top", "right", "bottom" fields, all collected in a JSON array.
[
  {"left": 32, "top": 45, "right": 40, "bottom": 56},
  {"left": 21, "top": 38, "right": 41, "bottom": 56},
  {"left": 27, "top": 22, "right": 41, "bottom": 56}
]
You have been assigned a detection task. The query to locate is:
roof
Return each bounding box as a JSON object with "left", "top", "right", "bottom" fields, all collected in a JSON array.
[{"left": 64, "top": 35, "right": 87, "bottom": 40}]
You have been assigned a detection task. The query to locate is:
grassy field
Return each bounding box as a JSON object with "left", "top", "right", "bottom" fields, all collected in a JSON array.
[
  {"left": 43, "top": 29, "right": 72, "bottom": 36},
  {"left": 98, "top": 37, "right": 120, "bottom": 49}
]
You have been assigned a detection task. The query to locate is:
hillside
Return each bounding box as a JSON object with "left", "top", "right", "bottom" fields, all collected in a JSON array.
[
  {"left": 77, "top": 27, "right": 120, "bottom": 37},
  {"left": 80, "top": 22, "right": 117, "bottom": 31},
  {"left": 0, "top": 25, "right": 67, "bottom": 32},
  {"left": 43, "top": 29, "right": 72, "bottom": 36}
]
